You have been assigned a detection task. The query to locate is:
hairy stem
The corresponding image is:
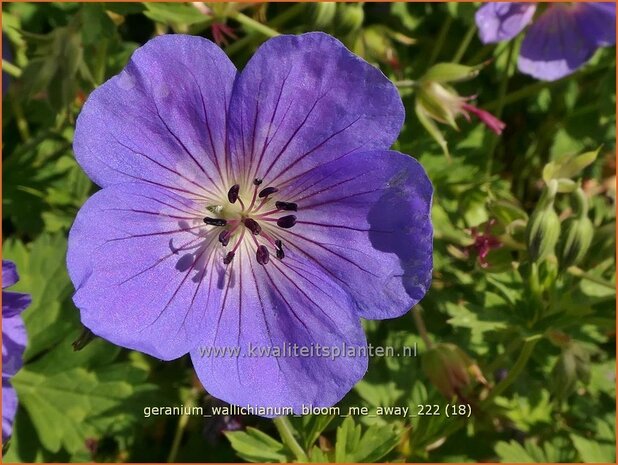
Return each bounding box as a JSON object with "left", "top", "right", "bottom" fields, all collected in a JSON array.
[
  {"left": 485, "top": 40, "right": 515, "bottom": 175},
  {"left": 273, "top": 416, "right": 308, "bottom": 462},
  {"left": 231, "top": 11, "right": 280, "bottom": 38},
  {"left": 452, "top": 23, "right": 477, "bottom": 63},
  {"left": 167, "top": 388, "right": 199, "bottom": 463},
  {"left": 567, "top": 266, "right": 615, "bottom": 290},
  {"left": 226, "top": 4, "right": 303, "bottom": 55},
  {"left": 481, "top": 335, "right": 541, "bottom": 407},
  {"left": 2, "top": 59, "right": 22, "bottom": 78},
  {"left": 428, "top": 15, "right": 453, "bottom": 66},
  {"left": 412, "top": 306, "right": 433, "bottom": 349}
]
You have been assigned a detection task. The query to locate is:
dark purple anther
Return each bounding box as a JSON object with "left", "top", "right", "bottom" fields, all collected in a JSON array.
[
  {"left": 258, "top": 187, "right": 278, "bottom": 198},
  {"left": 275, "top": 201, "right": 298, "bottom": 212},
  {"left": 244, "top": 218, "right": 262, "bottom": 235},
  {"left": 253, "top": 178, "right": 263, "bottom": 186},
  {"left": 277, "top": 215, "right": 296, "bottom": 229},
  {"left": 275, "top": 240, "right": 284, "bottom": 259},
  {"left": 256, "top": 245, "right": 270, "bottom": 265},
  {"left": 218, "top": 230, "right": 231, "bottom": 246},
  {"left": 227, "top": 184, "right": 240, "bottom": 203},
  {"left": 223, "top": 251, "right": 235, "bottom": 265},
  {"left": 204, "top": 217, "right": 227, "bottom": 226}
]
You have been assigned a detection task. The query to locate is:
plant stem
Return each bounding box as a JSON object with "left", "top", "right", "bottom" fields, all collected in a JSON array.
[
  {"left": 412, "top": 306, "right": 433, "bottom": 349},
  {"left": 452, "top": 23, "right": 477, "bottom": 63},
  {"left": 395, "top": 79, "right": 417, "bottom": 88},
  {"left": 9, "top": 93, "right": 31, "bottom": 141},
  {"left": 273, "top": 416, "right": 308, "bottom": 462},
  {"left": 484, "top": 80, "right": 557, "bottom": 111},
  {"left": 481, "top": 335, "right": 541, "bottom": 407},
  {"left": 94, "top": 39, "right": 108, "bottom": 85},
  {"left": 484, "top": 337, "right": 521, "bottom": 374},
  {"left": 226, "top": 4, "right": 303, "bottom": 55},
  {"left": 485, "top": 40, "right": 515, "bottom": 176},
  {"left": 567, "top": 266, "right": 615, "bottom": 290},
  {"left": 231, "top": 11, "right": 280, "bottom": 38},
  {"left": 167, "top": 388, "right": 199, "bottom": 463},
  {"left": 428, "top": 15, "right": 453, "bottom": 66},
  {"left": 483, "top": 62, "right": 610, "bottom": 111},
  {"left": 2, "top": 59, "right": 22, "bottom": 78}
]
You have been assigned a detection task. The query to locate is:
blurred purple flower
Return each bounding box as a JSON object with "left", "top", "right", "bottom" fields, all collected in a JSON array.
[
  {"left": 2, "top": 260, "right": 30, "bottom": 442},
  {"left": 3, "top": 33, "right": 12, "bottom": 95},
  {"left": 476, "top": 2, "right": 616, "bottom": 81},
  {"left": 67, "top": 33, "right": 433, "bottom": 412}
]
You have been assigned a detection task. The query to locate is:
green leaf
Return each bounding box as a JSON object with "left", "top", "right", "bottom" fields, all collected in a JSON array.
[
  {"left": 299, "top": 414, "right": 335, "bottom": 452},
  {"left": 422, "top": 62, "right": 480, "bottom": 83},
  {"left": 542, "top": 148, "right": 600, "bottom": 183},
  {"left": 143, "top": 3, "right": 211, "bottom": 31},
  {"left": 308, "top": 445, "right": 330, "bottom": 462},
  {"left": 80, "top": 4, "right": 117, "bottom": 46},
  {"left": 496, "top": 437, "right": 577, "bottom": 462},
  {"left": 3, "top": 234, "right": 77, "bottom": 361},
  {"left": 225, "top": 427, "right": 289, "bottom": 463},
  {"left": 334, "top": 417, "right": 399, "bottom": 462},
  {"left": 571, "top": 417, "right": 616, "bottom": 463},
  {"left": 415, "top": 101, "right": 450, "bottom": 159},
  {"left": 12, "top": 338, "right": 154, "bottom": 454}
]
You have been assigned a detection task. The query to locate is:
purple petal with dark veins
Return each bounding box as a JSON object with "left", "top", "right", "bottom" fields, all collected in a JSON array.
[
  {"left": 475, "top": 3, "right": 537, "bottom": 44},
  {"left": 572, "top": 2, "right": 616, "bottom": 47},
  {"left": 67, "top": 182, "right": 224, "bottom": 360},
  {"left": 226, "top": 32, "right": 404, "bottom": 188},
  {"left": 190, "top": 248, "right": 367, "bottom": 413},
  {"left": 2, "top": 33, "right": 11, "bottom": 96},
  {"left": 2, "top": 260, "right": 19, "bottom": 289},
  {"left": 2, "top": 313, "right": 27, "bottom": 442},
  {"left": 518, "top": 5, "right": 598, "bottom": 81},
  {"left": 3, "top": 291, "right": 31, "bottom": 319},
  {"left": 276, "top": 150, "right": 433, "bottom": 320},
  {"left": 73, "top": 35, "right": 236, "bottom": 195}
]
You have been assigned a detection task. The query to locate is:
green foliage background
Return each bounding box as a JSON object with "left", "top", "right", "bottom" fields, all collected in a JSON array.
[{"left": 2, "top": 2, "right": 616, "bottom": 463}]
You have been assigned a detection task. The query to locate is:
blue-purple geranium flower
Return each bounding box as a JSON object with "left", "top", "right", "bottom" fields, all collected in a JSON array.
[
  {"left": 2, "top": 260, "right": 30, "bottom": 442},
  {"left": 476, "top": 2, "right": 616, "bottom": 81},
  {"left": 67, "top": 33, "right": 433, "bottom": 412},
  {"left": 2, "top": 33, "right": 11, "bottom": 95}
]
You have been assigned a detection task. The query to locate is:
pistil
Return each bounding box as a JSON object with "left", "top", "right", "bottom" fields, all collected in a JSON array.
[{"left": 207, "top": 180, "right": 299, "bottom": 265}]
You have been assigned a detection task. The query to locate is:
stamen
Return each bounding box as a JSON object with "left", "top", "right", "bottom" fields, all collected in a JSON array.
[
  {"left": 223, "top": 251, "right": 235, "bottom": 265},
  {"left": 275, "top": 239, "right": 284, "bottom": 260},
  {"left": 277, "top": 215, "right": 297, "bottom": 229},
  {"left": 256, "top": 245, "right": 270, "bottom": 265},
  {"left": 258, "top": 187, "right": 279, "bottom": 198},
  {"left": 218, "top": 230, "right": 231, "bottom": 246},
  {"left": 253, "top": 178, "right": 263, "bottom": 186},
  {"left": 275, "top": 201, "right": 298, "bottom": 212},
  {"left": 243, "top": 218, "right": 262, "bottom": 235},
  {"left": 227, "top": 184, "right": 240, "bottom": 203},
  {"left": 204, "top": 217, "right": 227, "bottom": 226}
]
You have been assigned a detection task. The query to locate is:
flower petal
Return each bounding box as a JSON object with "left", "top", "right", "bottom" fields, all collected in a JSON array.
[
  {"left": 226, "top": 32, "right": 404, "bottom": 188},
  {"left": 2, "top": 314, "right": 27, "bottom": 378},
  {"left": 573, "top": 2, "right": 616, "bottom": 47},
  {"left": 276, "top": 150, "right": 433, "bottom": 320},
  {"left": 2, "top": 291, "right": 31, "bottom": 319},
  {"left": 74, "top": 35, "right": 237, "bottom": 197},
  {"left": 2, "top": 260, "right": 19, "bottom": 289},
  {"left": 518, "top": 5, "right": 597, "bottom": 81},
  {"left": 68, "top": 182, "right": 224, "bottom": 360},
  {"left": 475, "top": 3, "right": 537, "bottom": 44},
  {"left": 190, "top": 250, "right": 367, "bottom": 413},
  {"left": 2, "top": 380, "right": 18, "bottom": 442},
  {"left": 2, "top": 33, "right": 11, "bottom": 96}
]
